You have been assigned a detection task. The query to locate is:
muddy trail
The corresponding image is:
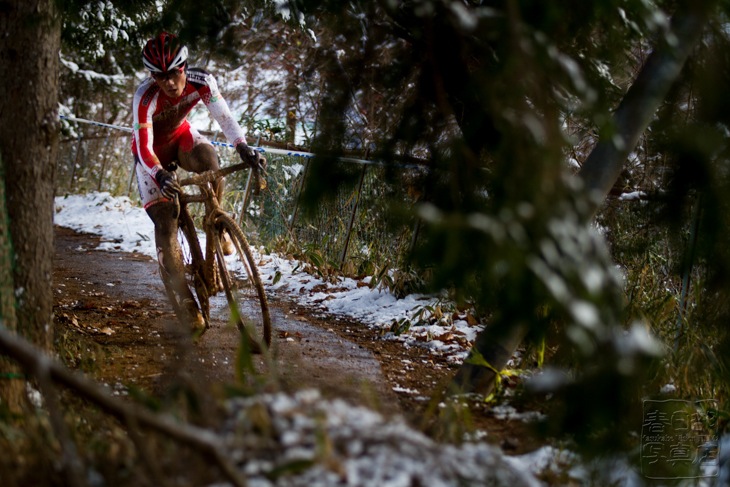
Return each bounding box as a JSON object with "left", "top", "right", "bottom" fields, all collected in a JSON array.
[{"left": 53, "top": 225, "right": 539, "bottom": 453}]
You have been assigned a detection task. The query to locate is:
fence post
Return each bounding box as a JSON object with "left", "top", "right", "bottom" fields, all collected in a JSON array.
[
  {"left": 96, "top": 130, "right": 111, "bottom": 192},
  {"left": 127, "top": 160, "right": 137, "bottom": 197},
  {"left": 339, "top": 163, "right": 367, "bottom": 271},
  {"left": 69, "top": 132, "right": 83, "bottom": 189},
  {"left": 238, "top": 170, "right": 254, "bottom": 228}
]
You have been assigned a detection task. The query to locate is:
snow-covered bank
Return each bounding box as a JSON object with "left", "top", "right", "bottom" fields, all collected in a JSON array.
[{"left": 217, "top": 389, "right": 543, "bottom": 487}]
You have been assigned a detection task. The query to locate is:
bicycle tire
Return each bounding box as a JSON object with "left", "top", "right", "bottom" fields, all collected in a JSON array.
[
  {"left": 181, "top": 209, "right": 214, "bottom": 326},
  {"left": 160, "top": 207, "right": 212, "bottom": 330},
  {"left": 212, "top": 213, "right": 272, "bottom": 348}
]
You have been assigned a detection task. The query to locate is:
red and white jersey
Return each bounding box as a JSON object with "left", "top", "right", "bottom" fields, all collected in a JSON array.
[{"left": 131, "top": 68, "right": 246, "bottom": 177}]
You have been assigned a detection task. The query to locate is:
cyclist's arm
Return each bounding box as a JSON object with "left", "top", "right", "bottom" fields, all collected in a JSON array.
[
  {"left": 191, "top": 70, "right": 248, "bottom": 148},
  {"left": 132, "top": 79, "right": 163, "bottom": 177}
]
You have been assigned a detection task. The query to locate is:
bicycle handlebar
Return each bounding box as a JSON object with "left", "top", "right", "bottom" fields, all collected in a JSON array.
[
  {"left": 178, "top": 162, "right": 251, "bottom": 187},
  {"left": 178, "top": 158, "right": 268, "bottom": 202}
]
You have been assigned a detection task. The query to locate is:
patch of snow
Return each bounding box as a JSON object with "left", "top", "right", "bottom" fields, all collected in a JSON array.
[
  {"left": 491, "top": 404, "right": 546, "bottom": 423},
  {"left": 619, "top": 191, "right": 646, "bottom": 201},
  {"left": 217, "top": 390, "right": 542, "bottom": 487}
]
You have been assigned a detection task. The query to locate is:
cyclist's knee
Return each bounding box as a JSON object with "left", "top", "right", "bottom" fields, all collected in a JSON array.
[
  {"left": 197, "top": 143, "right": 219, "bottom": 169},
  {"left": 179, "top": 143, "right": 218, "bottom": 173}
]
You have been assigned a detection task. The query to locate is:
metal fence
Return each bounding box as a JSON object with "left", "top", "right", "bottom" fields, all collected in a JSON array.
[{"left": 56, "top": 129, "right": 420, "bottom": 273}]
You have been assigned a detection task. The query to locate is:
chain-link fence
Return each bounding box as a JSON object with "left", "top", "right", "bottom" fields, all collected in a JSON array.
[
  {"left": 57, "top": 131, "right": 421, "bottom": 274},
  {"left": 58, "top": 131, "right": 137, "bottom": 198}
]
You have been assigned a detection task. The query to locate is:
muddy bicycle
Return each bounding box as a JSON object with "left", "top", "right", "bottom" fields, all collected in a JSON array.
[{"left": 160, "top": 159, "right": 272, "bottom": 351}]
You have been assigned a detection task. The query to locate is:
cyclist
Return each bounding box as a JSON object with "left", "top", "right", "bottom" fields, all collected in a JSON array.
[{"left": 131, "top": 32, "right": 263, "bottom": 333}]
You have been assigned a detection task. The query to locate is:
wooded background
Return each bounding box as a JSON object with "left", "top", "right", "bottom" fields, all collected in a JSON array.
[{"left": 2, "top": 0, "right": 730, "bottom": 482}]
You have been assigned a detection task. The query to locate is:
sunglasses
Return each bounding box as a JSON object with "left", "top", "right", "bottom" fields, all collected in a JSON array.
[{"left": 151, "top": 67, "right": 184, "bottom": 81}]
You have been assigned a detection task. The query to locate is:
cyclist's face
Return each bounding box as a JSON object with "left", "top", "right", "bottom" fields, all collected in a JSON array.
[{"left": 152, "top": 67, "right": 186, "bottom": 98}]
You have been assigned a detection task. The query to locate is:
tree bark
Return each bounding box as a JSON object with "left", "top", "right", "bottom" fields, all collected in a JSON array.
[
  {"left": 285, "top": 67, "right": 300, "bottom": 144},
  {"left": 450, "top": 0, "right": 715, "bottom": 396},
  {"left": 0, "top": 0, "right": 61, "bottom": 406},
  {"left": 0, "top": 153, "right": 22, "bottom": 408}
]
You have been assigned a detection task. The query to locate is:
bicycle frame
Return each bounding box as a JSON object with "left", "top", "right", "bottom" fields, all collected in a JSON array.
[
  {"left": 176, "top": 163, "right": 245, "bottom": 296},
  {"left": 171, "top": 161, "right": 272, "bottom": 348},
  {"left": 174, "top": 185, "right": 218, "bottom": 323}
]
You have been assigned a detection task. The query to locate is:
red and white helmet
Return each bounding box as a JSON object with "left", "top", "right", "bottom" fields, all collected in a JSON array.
[{"left": 142, "top": 32, "right": 188, "bottom": 73}]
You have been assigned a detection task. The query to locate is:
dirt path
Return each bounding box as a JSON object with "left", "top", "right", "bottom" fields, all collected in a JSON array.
[
  {"left": 53, "top": 226, "right": 540, "bottom": 452},
  {"left": 53, "top": 225, "right": 404, "bottom": 405}
]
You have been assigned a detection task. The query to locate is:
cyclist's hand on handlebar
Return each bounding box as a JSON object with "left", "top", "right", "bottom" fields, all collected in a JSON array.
[
  {"left": 236, "top": 142, "right": 266, "bottom": 170},
  {"left": 155, "top": 169, "right": 181, "bottom": 199}
]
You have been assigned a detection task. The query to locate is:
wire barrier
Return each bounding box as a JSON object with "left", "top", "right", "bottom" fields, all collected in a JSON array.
[{"left": 57, "top": 116, "right": 423, "bottom": 275}]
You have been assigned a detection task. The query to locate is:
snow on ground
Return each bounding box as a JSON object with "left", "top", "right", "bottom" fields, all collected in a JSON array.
[
  {"left": 52, "top": 192, "right": 559, "bottom": 485},
  {"left": 217, "top": 389, "right": 544, "bottom": 487},
  {"left": 53, "top": 192, "right": 478, "bottom": 364},
  {"left": 54, "top": 192, "right": 673, "bottom": 486}
]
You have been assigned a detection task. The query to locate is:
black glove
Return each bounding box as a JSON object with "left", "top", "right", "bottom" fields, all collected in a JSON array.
[
  {"left": 154, "top": 169, "right": 181, "bottom": 199},
  {"left": 236, "top": 142, "right": 265, "bottom": 169}
]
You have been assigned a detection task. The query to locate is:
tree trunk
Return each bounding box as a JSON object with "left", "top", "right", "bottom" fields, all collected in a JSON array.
[
  {"left": 0, "top": 0, "right": 61, "bottom": 407},
  {"left": 0, "top": 154, "right": 22, "bottom": 408},
  {"left": 449, "top": 1, "right": 714, "bottom": 396},
  {"left": 578, "top": 1, "right": 714, "bottom": 213},
  {"left": 285, "top": 67, "right": 300, "bottom": 144}
]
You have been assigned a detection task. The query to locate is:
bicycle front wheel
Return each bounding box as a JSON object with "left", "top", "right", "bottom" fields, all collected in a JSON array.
[
  {"left": 160, "top": 208, "right": 212, "bottom": 332},
  {"left": 213, "top": 213, "right": 272, "bottom": 349}
]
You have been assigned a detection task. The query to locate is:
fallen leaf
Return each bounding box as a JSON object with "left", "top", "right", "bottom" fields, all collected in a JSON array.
[{"left": 466, "top": 312, "right": 479, "bottom": 326}]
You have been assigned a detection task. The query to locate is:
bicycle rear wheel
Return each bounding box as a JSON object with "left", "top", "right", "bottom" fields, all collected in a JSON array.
[{"left": 213, "top": 213, "right": 272, "bottom": 349}]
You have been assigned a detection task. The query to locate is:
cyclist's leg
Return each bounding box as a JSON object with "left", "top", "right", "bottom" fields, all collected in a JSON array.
[
  {"left": 135, "top": 158, "right": 205, "bottom": 330},
  {"left": 177, "top": 127, "right": 224, "bottom": 201},
  {"left": 148, "top": 202, "right": 206, "bottom": 330}
]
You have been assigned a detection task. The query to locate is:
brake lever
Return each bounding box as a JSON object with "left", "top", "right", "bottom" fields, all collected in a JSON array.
[{"left": 253, "top": 155, "right": 268, "bottom": 195}]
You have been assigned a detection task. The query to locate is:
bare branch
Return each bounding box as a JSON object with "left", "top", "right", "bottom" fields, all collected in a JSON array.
[{"left": 0, "top": 325, "right": 247, "bottom": 487}]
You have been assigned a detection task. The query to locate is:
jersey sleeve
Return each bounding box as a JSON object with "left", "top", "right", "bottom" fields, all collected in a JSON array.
[
  {"left": 132, "top": 79, "right": 162, "bottom": 177},
  {"left": 197, "top": 72, "right": 248, "bottom": 147}
]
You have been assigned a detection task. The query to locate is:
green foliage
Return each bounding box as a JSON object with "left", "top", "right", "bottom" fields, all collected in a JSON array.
[
  {"left": 60, "top": 0, "right": 158, "bottom": 71},
  {"left": 388, "top": 299, "right": 458, "bottom": 336},
  {"left": 368, "top": 264, "right": 426, "bottom": 299},
  {"left": 298, "top": 242, "right": 339, "bottom": 280},
  {"left": 279, "top": 0, "right": 728, "bottom": 457},
  {"left": 54, "top": 327, "right": 103, "bottom": 373},
  {"left": 463, "top": 348, "right": 527, "bottom": 404},
  {"left": 244, "top": 117, "right": 289, "bottom": 142}
]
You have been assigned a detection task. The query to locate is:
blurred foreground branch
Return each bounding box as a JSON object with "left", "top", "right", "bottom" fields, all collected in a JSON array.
[
  {"left": 0, "top": 324, "right": 246, "bottom": 487},
  {"left": 451, "top": 0, "right": 715, "bottom": 398}
]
